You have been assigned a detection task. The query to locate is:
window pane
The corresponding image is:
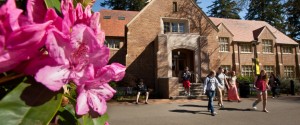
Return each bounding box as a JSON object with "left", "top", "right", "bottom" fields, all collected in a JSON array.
[
  {"left": 219, "top": 37, "right": 229, "bottom": 52},
  {"left": 242, "top": 65, "right": 253, "bottom": 77},
  {"left": 164, "top": 22, "right": 170, "bottom": 33},
  {"left": 241, "top": 44, "right": 251, "bottom": 52},
  {"left": 263, "top": 66, "right": 274, "bottom": 75},
  {"left": 179, "top": 23, "right": 184, "bottom": 33},
  {"left": 172, "top": 22, "right": 178, "bottom": 32},
  {"left": 262, "top": 40, "right": 273, "bottom": 53},
  {"left": 284, "top": 66, "right": 294, "bottom": 78}
]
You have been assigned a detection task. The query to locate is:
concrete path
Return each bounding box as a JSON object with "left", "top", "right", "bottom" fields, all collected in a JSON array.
[{"left": 107, "top": 96, "right": 300, "bottom": 125}]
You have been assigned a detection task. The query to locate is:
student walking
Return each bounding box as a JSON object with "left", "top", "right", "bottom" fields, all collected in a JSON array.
[
  {"left": 203, "top": 70, "right": 222, "bottom": 116},
  {"left": 252, "top": 70, "right": 270, "bottom": 113},
  {"left": 227, "top": 71, "right": 241, "bottom": 102},
  {"left": 216, "top": 67, "right": 229, "bottom": 108}
]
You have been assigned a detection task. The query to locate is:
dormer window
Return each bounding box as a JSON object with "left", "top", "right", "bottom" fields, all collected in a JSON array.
[
  {"left": 118, "top": 16, "right": 125, "bottom": 20},
  {"left": 103, "top": 16, "right": 111, "bottom": 19}
]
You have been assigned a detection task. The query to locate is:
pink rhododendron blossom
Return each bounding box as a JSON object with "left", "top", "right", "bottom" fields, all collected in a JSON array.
[
  {"left": 35, "top": 24, "right": 109, "bottom": 91},
  {"left": 0, "top": 0, "right": 51, "bottom": 73},
  {"left": 36, "top": 0, "right": 125, "bottom": 101},
  {"left": 76, "top": 63, "right": 125, "bottom": 115}
]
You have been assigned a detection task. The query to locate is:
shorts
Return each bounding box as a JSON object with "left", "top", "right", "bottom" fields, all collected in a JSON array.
[
  {"left": 183, "top": 80, "right": 191, "bottom": 88},
  {"left": 257, "top": 90, "right": 267, "bottom": 95}
]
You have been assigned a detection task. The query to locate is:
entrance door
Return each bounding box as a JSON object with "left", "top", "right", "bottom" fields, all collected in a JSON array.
[{"left": 172, "top": 49, "right": 194, "bottom": 79}]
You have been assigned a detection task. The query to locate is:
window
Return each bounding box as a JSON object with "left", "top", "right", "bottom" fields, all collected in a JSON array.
[
  {"left": 284, "top": 66, "right": 294, "bottom": 78},
  {"left": 163, "top": 22, "right": 170, "bottom": 33},
  {"left": 221, "top": 65, "right": 231, "bottom": 71},
  {"left": 171, "top": 22, "right": 178, "bottom": 32},
  {"left": 105, "top": 39, "right": 120, "bottom": 49},
  {"left": 262, "top": 39, "right": 273, "bottom": 53},
  {"left": 164, "top": 22, "right": 185, "bottom": 33},
  {"left": 219, "top": 37, "right": 229, "bottom": 52},
  {"left": 241, "top": 65, "right": 253, "bottom": 76},
  {"left": 282, "top": 46, "right": 293, "bottom": 54},
  {"left": 263, "top": 66, "right": 274, "bottom": 75},
  {"left": 103, "top": 16, "right": 111, "bottom": 19},
  {"left": 118, "top": 16, "right": 125, "bottom": 20},
  {"left": 173, "top": 2, "right": 178, "bottom": 12},
  {"left": 241, "top": 44, "right": 252, "bottom": 53}
]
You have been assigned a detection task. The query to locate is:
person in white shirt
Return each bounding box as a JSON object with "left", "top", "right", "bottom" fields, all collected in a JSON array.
[
  {"left": 216, "top": 67, "right": 229, "bottom": 108},
  {"left": 203, "top": 70, "right": 222, "bottom": 116}
]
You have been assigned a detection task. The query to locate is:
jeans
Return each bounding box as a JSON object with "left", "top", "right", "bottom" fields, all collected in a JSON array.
[{"left": 206, "top": 90, "right": 215, "bottom": 113}]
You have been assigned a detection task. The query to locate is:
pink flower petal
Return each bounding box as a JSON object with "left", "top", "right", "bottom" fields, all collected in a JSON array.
[
  {"left": 27, "top": 0, "right": 47, "bottom": 23},
  {"left": 91, "top": 83, "right": 116, "bottom": 100},
  {"left": 95, "top": 63, "right": 126, "bottom": 83},
  {"left": 76, "top": 88, "right": 89, "bottom": 115},
  {"left": 87, "top": 91, "right": 107, "bottom": 115},
  {"left": 6, "top": 21, "right": 52, "bottom": 50},
  {"left": 35, "top": 65, "right": 70, "bottom": 91},
  {"left": 45, "top": 29, "right": 70, "bottom": 65}
]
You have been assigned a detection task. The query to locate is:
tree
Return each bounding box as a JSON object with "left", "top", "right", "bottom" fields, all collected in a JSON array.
[
  {"left": 101, "top": 0, "right": 148, "bottom": 11},
  {"left": 284, "top": 0, "right": 300, "bottom": 41},
  {"left": 245, "top": 0, "right": 285, "bottom": 32},
  {"left": 207, "top": 0, "right": 241, "bottom": 19}
]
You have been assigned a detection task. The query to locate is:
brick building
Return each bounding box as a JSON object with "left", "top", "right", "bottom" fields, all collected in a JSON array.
[{"left": 100, "top": 0, "right": 300, "bottom": 98}]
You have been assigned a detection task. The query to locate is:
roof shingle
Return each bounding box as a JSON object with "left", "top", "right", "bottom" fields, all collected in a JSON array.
[
  {"left": 210, "top": 17, "right": 298, "bottom": 44},
  {"left": 99, "top": 10, "right": 139, "bottom": 37}
]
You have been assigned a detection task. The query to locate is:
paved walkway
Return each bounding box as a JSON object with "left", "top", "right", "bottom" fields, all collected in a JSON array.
[{"left": 107, "top": 96, "right": 300, "bottom": 125}]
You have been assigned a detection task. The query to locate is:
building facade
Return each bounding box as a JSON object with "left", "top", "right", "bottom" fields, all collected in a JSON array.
[{"left": 100, "top": 0, "right": 300, "bottom": 98}]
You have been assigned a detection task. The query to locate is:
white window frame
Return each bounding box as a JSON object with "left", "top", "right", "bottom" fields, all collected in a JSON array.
[
  {"left": 263, "top": 65, "right": 274, "bottom": 75},
  {"left": 105, "top": 39, "right": 120, "bottom": 49},
  {"left": 221, "top": 65, "right": 231, "bottom": 72},
  {"left": 284, "top": 66, "right": 294, "bottom": 78},
  {"left": 163, "top": 22, "right": 185, "bottom": 34},
  {"left": 262, "top": 39, "right": 273, "bottom": 53},
  {"left": 241, "top": 65, "right": 253, "bottom": 77},
  {"left": 282, "top": 46, "right": 293, "bottom": 54},
  {"left": 241, "top": 44, "right": 252, "bottom": 53},
  {"left": 219, "top": 37, "right": 229, "bottom": 52}
]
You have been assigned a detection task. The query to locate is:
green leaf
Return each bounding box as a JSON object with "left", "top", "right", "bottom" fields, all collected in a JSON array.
[
  {"left": 79, "top": 113, "right": 109, "bottom": 125},
  {"left": 0, "top": 77, "right": 63, "bottom": 125},
  {"left": 44, "top": 0, "right": 61, "bottom": 13},
  {"left": 57, "top": 104, "right": 78, "bottom": 125}
]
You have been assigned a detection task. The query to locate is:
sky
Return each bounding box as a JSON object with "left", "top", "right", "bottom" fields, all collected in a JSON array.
[{"left": 92, "top": 0, "right": 247, "bottom": 19}]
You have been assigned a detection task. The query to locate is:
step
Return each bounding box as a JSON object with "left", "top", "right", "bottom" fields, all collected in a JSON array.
[{"left": 170, "top": 95, "right": 207, "bottom": 99}]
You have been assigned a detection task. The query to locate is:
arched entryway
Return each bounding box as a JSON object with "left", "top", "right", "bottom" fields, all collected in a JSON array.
[{"left": 172, "top": 49, "right": 194, "bottom": 80}]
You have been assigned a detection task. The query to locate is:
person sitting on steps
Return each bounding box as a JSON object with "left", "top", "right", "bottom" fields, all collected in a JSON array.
[{"left": 135, "top": 79, "right": 149, "bottom": 104}]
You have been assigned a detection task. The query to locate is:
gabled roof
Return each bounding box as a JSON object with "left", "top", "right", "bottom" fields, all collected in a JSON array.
[
  {"left": 127, "top": 0, "right": 219, "bottom": 32},
  {"left": 210, "top": 17, "right": 298, "bottom": 45},
  {"left": 100, "top": 9, "right": 139, "bottom": 37}
]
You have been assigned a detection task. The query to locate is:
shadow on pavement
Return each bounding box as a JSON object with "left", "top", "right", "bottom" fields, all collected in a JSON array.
[
  {"left": 169, "top": 109, "right": 211, "bottom": 116},
  {"left": 179, "top": 104, "right": 207, "bottom": 108},
  {"left": 219, "top": 108, "right": 252, "bottom": 111}
]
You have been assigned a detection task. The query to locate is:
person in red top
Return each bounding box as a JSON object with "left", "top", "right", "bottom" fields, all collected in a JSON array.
[{"left": 252, "top": 70, "right": 270, "bottom": 113}]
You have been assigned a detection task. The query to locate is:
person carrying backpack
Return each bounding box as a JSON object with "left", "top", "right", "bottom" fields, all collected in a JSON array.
[{"left": 203, "top": 70, "right": 223, "bottom": 116}]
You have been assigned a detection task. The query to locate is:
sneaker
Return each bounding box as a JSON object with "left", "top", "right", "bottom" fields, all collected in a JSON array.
[
  {"left": 252, "top": 107, "right": 257, "bottom": 110},
  {"left": 263, "top": 109, "right": 269, "bottom": 113},
  {"left": 211, "top": 112, "right": 217, "bottom": 116},
  {"left": 145, "top": 102, "right": 148, "bottom": 104},
  {"left": 272, "top": 97, "right": 275, "bottom": 99},
  {"left": 221, "top": 105, "right": 224, "bottom": 109}
]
